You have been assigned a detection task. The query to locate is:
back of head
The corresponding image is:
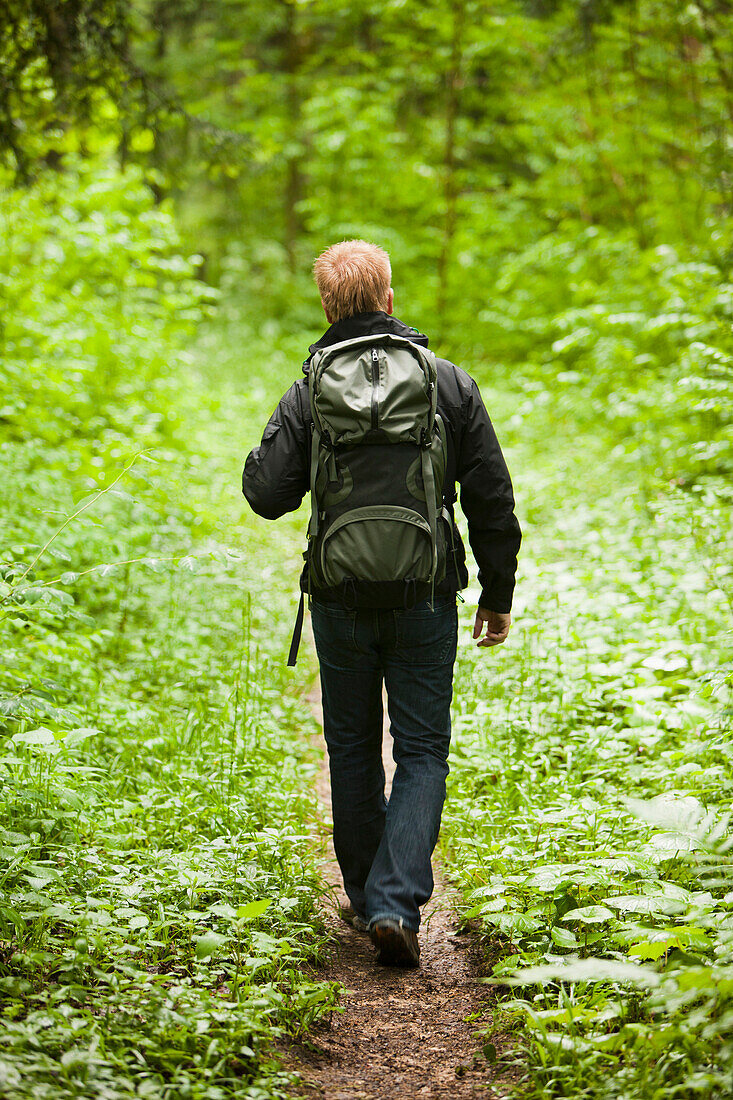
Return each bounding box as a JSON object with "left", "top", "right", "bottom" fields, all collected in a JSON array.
[{"left": 313, "top": 239, "right": 391, "bottom": 322}]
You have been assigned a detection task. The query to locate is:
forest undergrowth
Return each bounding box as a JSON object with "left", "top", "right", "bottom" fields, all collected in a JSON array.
[
  {"left": 443, "top": 382, "right": 733, "bottom": 1096},
  {"left": 2, "top": 157, "right": 732, "bottom": 1098},
  {"left": 0, "top": 163, "right": 334, "bottom": 1100}
]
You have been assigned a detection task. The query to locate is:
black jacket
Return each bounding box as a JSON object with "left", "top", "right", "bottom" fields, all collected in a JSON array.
[{"left": 243, "top": 312, "right": 521, "bottom": 612}]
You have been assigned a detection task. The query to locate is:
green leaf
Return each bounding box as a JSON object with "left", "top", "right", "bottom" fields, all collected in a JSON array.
[
  {"left": 236, "top": 899, "right": 270, "bottom": 921},
  {"left": 13, "top": 726, "right": 56, "bottom": 746},
  {"left": 480, "top": 896, "right": 507, "bottom": 913},
  {"left": 65, "top": 727, "right": 102, "bottom": 747},
  {"left": 647, "top": 832, "right": 699, "bottom": 853},
  {"left": 209, "top": 902, "right": 237, "bottom": 920},
  {"left": 629, "top": 940, "right": 675, "bottom": 961},
  {"left": 624, "top": 795, "right": 704, "bottom": 833},
  {"left": 195, "top": 931, "right": 228, "bottom": 959},
  {"left": 561, "top": 905, "right": 615, "bottom": 924},
  {"left": 25, "top": 877, "right": 54, "bottom": 892},
  {"left": 12, "top": 726, "right": 61, "bottom": 753},
  {"left": 604, "top": 895, "right": 681, "bottom": 915},
  {"left": 498, "top": 959, "right": 661, "bottom": 988},
  {"left": 551, "top": 926, "right": 579, "bottom": 949},
  {"left": 43, "top": 903, "right": 75, "bottom": 920}
]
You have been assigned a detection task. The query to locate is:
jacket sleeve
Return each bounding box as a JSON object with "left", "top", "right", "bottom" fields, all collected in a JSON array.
[
  {"left": 242, "top": 383, "right": 310, "bottom": 519},
  {"left": 456, "top": 379, "right": 521, "bottom": 613}
]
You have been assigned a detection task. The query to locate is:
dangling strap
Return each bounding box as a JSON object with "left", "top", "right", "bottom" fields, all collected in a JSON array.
[
  {"left": 421, "top": 442, "right": 438, "bottom": 609},
  {"left": 287, "top": 592, "right": 305, "bottom": 667},
  {"left": 294, "top": 423, "right": 321, "bottom": 668}
]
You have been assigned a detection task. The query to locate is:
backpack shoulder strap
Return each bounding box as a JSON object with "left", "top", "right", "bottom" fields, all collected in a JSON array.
[
  {"left": 307, "top": 422, "right": 321, "bottom": 541},
  {"left": 420, "top": 440, "right": 438, "bottom": 607}
]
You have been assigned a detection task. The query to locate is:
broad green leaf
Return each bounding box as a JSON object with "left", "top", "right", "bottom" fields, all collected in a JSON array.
[
  {"left": 65, "top": 727, "right": 102, "bottom": 747},
  {"left": 13, "top": 727, "right": 56, "bottom": 746},
  {"left": 561, "top": 905, "right": 615, "bottom": 924},
  {"left": 629, "top": 940, "right": 675, "bottom": 961},
  {"left": 647, "top": 832, "right": 699, "bottom": 853},
  {"left": 43, "top": 904, "right": 76, "bottom": 920},
  {"left": 624, "top": 795, "right": 704, "bottom": 833},
  {"left": 209, "top": 902, "right": 237, "bottom": 920},
  {"left": 498, "top": 959, "right": 661, "bottom": 988},
  {"left": 236, "top": 899, "right": 270, "bottom": 920},
  {"left": 195, "top": 931, "right": 228, "bottom": 959},
  {"left": 604, "top": 895, "right": 681, "bottom": 915},
  {"left": 551, "top": 926, "right": 579, "bottom": 948}
]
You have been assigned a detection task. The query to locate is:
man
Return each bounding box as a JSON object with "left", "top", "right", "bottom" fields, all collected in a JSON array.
[{"left": 243, "top": 240, "right": 520, "bottom": 967}]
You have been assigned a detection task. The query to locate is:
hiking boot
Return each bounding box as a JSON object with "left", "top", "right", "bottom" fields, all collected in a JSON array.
[
  {"left": 338, "top": 903, "right": 369, "bottom": 933},
  {"left": 370, "top": 918, "right": 420, "bottom": 967}
]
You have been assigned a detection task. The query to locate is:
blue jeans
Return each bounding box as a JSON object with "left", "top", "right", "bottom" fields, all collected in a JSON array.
[{"left": 311, "top": 597, "right": 458, "bottom": 931}]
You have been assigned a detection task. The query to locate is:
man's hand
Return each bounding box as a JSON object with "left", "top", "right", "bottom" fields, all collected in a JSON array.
[{"left": 473, "top": 607, "right": 511, "bottom": 648}]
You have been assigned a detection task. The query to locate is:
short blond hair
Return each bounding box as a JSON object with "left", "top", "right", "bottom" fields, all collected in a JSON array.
[{"left": 313, "top": 240, "right": 392, "bottom": 322}]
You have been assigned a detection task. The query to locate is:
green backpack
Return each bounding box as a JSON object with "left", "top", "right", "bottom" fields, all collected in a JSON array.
[{"left": 288, "top": 332, "right": 448, "bottom": 665}]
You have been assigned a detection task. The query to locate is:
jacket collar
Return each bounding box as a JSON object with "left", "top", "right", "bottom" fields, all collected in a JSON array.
[{"left": 303, "top": 311, "right": 429, "bottom": 369}]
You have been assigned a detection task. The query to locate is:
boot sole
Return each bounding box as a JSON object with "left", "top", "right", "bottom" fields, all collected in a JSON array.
[{"left": 370, "top": 921, "right": 420, "bottom": 967}]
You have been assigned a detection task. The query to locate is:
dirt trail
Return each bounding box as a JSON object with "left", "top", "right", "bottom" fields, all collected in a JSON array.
[{"left": 283, "top": 677, "right": 510, "bottom": 1100}]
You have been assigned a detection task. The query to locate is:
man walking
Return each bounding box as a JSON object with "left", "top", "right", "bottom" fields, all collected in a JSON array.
[{"left": 243, "top": 240, "right": 520, "bottom": 967}]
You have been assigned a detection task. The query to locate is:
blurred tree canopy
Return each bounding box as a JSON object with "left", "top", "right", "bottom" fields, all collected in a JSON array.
[
  {"left": 0, "top": 0, "right": 131, "bottom": 175},
  {"left": 1, "top": 1, "right": 731, "bottom": 482},
  {"left": 3, "top": 1, "right": 730, "bottom": 305}
]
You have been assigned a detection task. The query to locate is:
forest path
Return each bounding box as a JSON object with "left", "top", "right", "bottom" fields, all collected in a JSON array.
[{"left": 282, "top": 671, "right": 510, "bottom": 1100}]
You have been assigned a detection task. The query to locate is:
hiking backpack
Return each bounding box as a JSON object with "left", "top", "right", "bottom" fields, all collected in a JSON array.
[{"left": 288, "top": 332, "right": 449, "bottom": 665}]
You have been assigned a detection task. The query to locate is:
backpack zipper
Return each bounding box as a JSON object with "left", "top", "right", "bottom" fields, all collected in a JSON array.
[{"left": 370, "top": 348, "right": 379, "bottom": 430}]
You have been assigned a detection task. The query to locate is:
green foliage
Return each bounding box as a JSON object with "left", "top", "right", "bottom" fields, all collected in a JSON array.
[
  {"left": 442, "top": 378, "right": 733, "bottom": 1098},
  {"left": 0, "top": 159, "right": 333, "bottom": 1099},
  {"left": 119, "top": 0, "right": 732, "bottom": 340},
  {"left": 0, "top": 1, "right": 133, "bottom": 178},
  {"left": 0, "top": 155, "right": 213, "bottom": 449},
  {"left": 2, "top": 0, "right": 732, "bottom": 1093}
]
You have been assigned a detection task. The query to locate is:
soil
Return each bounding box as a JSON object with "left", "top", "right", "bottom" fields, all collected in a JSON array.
[{"left": 281, "top": 679, "right": 514, "bottom": 1100}]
